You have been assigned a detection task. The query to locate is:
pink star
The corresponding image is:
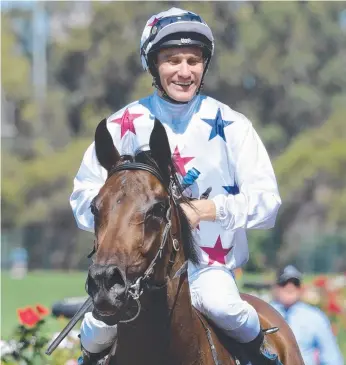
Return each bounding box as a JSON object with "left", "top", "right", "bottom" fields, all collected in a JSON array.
[
  {"left": 148, "top": 17, "right": 160, "bottom": 27},
  {"left": 110, "top": 109, "right": 143, "bottom": 138},
  {"left": 172, "top": 146, "right": 194, "bottom": 175},
  {"left": 200, "top": 236, "right": 232, "bottom": 265}
]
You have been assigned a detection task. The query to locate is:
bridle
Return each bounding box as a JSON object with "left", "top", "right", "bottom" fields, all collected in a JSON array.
[
  {"left": 45, "top": 160, "right": 186, "bottom": 356},
  {"left": 90, "top": 162, "right": 228, "bottom": 365},
  {"left": 46, "top": 160, "right": 215, "bottom": 358},
  {"left": 94, "top": 161, "right": 185, "bottom": 323}
]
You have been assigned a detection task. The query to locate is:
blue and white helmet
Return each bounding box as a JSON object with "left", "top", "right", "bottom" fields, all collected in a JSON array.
[{"left": 140, "top": 7, "right": 214, "bottom": 81}]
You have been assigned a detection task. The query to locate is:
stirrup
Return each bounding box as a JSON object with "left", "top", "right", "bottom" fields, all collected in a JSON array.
[{"left": 262, "top": 327, "right": 279, "bottom": 335}]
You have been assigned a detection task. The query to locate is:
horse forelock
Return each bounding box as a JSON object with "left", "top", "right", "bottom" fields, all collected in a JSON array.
[
  {"left": 132, "top": 149, "right": 200, "bottom": 266},
  {"left": 96, "top": 149, "right": 200, "bottom": 266}
]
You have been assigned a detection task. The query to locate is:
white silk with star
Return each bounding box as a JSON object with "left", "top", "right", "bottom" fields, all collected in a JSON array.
[
  {"left": 70, "top": 91, "right": 281, "bottom": 273},
  {"left": 71, "top": 92, "right": 281, "bottom": 352}
]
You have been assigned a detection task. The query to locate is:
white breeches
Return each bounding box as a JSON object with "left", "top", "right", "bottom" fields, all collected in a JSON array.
[
  {"left": 81, "top": 266, "right": 260, "bottom": 353},
  {"left": 189, "top": 266, "right": 260, "bottom": 343}
]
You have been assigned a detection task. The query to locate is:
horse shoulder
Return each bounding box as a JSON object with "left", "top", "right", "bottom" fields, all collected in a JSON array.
[{"left": 192, "top": 308, "right": 237, "bottom": 365}]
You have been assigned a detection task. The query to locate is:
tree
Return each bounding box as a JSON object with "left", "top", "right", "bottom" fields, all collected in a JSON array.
[{"left": 2, "top": 2, "right": 345, "bottom": 270}]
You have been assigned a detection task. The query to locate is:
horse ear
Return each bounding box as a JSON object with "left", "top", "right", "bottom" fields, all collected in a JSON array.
[
  {"left": 95, "top": 118, "right": 120, "bottom": 171},
  {"left": 149, "top": 119, "right": 172, "bottom": 181}
]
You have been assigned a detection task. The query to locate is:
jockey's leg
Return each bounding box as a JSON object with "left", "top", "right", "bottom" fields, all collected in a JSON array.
[
  {"left": 189, "top": 266, "right": 283, "bottom": 365},
  {"left": 78, "top": 312, "right": 117, "bottom": 364}
]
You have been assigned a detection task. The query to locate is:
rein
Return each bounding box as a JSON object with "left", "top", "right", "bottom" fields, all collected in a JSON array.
[
  {"left": 94, "top": 161, "right": 184, "bottom": 324},
  {"left": 119, "top": 202, "right": 181, "bottom": 324},
  {"left": 46, "top": 160, "right": 187, "bottom": 356}
]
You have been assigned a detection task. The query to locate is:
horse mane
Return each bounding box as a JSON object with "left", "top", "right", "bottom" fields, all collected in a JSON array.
[{"left": 129, "top": 149, "right": 200, "bottom": 266}]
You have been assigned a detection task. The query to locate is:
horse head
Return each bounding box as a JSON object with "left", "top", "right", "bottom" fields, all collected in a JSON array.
[{"left": 85, "top": 118, "right": 199, "bottom": 325}]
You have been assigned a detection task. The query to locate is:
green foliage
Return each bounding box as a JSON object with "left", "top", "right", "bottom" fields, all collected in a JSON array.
[
  {"left": 275, "top": 107, "right": 346, "bottom": 221},
  {"left": 1, "top": 15, "right": 31, "bottom": 99},
  {"left": 1, "top": 2, "right": 345, "bottom": 271},
  {"left": 2, "top": 138, "right": 91, "bottom": 226},
  {"left": 1, "top": 321, "right": 50, "bottom": 365},
  {"left": 0, "top": 319, "right": 81, "bottom": 365}
]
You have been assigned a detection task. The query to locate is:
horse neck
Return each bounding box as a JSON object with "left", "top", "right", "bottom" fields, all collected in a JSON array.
[
  {"left": 166, "top": 263, "right": 204, "bottom": 364},
  {"left": 115, "top": 249, "right": 200, "bottom": 365}
]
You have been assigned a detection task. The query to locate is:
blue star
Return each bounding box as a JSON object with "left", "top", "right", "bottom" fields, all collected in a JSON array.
[
  {"left": 202, "top": 108, "right": 234, "bottom": 142},
  {"left": 223, "top": 184, "right": 239, "bottom": 195}
]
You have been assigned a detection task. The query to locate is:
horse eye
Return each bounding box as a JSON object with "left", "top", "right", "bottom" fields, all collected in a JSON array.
[{"left": 150, "top": 202, "right": 166, "bottom": 217}]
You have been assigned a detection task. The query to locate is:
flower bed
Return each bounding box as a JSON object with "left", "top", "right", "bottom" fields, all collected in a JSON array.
[{"left": 1, "top": 304, "right": 81, "bottom": 365}]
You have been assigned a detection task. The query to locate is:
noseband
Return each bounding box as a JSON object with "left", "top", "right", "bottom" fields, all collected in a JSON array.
[{"left": 100, "top": 161, "right": 183, "bottom": 323}]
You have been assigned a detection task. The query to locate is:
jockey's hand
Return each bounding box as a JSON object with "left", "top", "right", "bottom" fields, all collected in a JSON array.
[{"left": 180, "top": 199, "right": 216, "bottom": 229}]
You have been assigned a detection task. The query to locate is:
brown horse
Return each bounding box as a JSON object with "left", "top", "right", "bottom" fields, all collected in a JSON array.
[{"left": 85, "top": 118, "right": 304, "bottom": 365}]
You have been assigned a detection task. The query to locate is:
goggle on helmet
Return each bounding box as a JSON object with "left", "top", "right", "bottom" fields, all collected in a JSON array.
[{"left": 140, "top": 10, "right": 215, "bottom": 83}]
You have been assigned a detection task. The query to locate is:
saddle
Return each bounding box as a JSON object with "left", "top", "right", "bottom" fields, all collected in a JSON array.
[{"left": 197, "top": 313, "right": 279, "bottom": 365}]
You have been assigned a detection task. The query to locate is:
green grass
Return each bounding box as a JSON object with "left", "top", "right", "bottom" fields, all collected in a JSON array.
[
  {"left": 1, "top": 270, "right": 87, "bottom": 339},
  {"left": 1, "top": 270, "right": 345, "bottom": 359},
  {"left": 338, "top": 331, "right": 346, "bottom": 360}
]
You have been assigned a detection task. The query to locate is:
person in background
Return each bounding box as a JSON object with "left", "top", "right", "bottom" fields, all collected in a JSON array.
[
  {"left": 270, "top": 265, "right": 344, "bottom": 365},
  {"left": 10, "top": 246, "right": 28, "bottom": 279}
]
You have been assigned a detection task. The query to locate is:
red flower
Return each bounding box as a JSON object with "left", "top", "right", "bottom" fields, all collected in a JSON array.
[
  {"left": 36, "top": 304, "right": 50, "bottom": 317},
  {"left": 313, "top": 276, "right": 327, "bottom": 288},
  {"left": 17, "top": 307, "right": 41, "bottom": 328},
  {"left": 327, "top": 297, "right": 342, "bottom": 315}
]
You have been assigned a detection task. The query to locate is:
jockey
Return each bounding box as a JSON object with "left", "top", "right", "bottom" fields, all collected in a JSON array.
[{"left": 71, "top": 7, "right": 283, "bottom": 365}]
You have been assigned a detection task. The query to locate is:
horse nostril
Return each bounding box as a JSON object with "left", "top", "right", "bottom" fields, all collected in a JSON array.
[
  {"left": 86, "top": 274, "right": 96, "bottom": 296},
  {"left": 108, "top": 266, "right": 126, "bottom": 293}
]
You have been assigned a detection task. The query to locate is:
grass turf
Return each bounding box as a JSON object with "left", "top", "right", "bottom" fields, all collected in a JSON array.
[
  {"left": 1, "top": 270, "right": 345, "bottom": 358},
  {"left": 1, "top": 270, "right": 87, "bottom": 338}
]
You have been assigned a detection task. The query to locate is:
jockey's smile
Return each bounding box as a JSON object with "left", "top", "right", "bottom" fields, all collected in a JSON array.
[{"left": 157, "top": 47, "right": 204, "bottom": 103}]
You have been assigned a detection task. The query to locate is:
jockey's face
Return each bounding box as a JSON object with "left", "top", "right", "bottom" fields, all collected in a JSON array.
[{"left": 157, "top": 47, "right": 204, "bottom": 102}]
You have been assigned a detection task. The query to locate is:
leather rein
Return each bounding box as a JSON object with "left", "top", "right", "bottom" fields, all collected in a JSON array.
[
  {"left": 46, "top": 161, "right": 186, "bottom": 356},
  {"left": 92, "top": 161, "right": 185, "bottom": 324}
]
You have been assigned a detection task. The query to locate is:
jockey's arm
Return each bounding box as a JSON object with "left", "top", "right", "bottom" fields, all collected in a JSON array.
[
  {"left": 211, "top": 118, "right": 282, "bottom": 230},
  {"left": 70, "top": 142, "right": 107, "bottom": 232}
]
